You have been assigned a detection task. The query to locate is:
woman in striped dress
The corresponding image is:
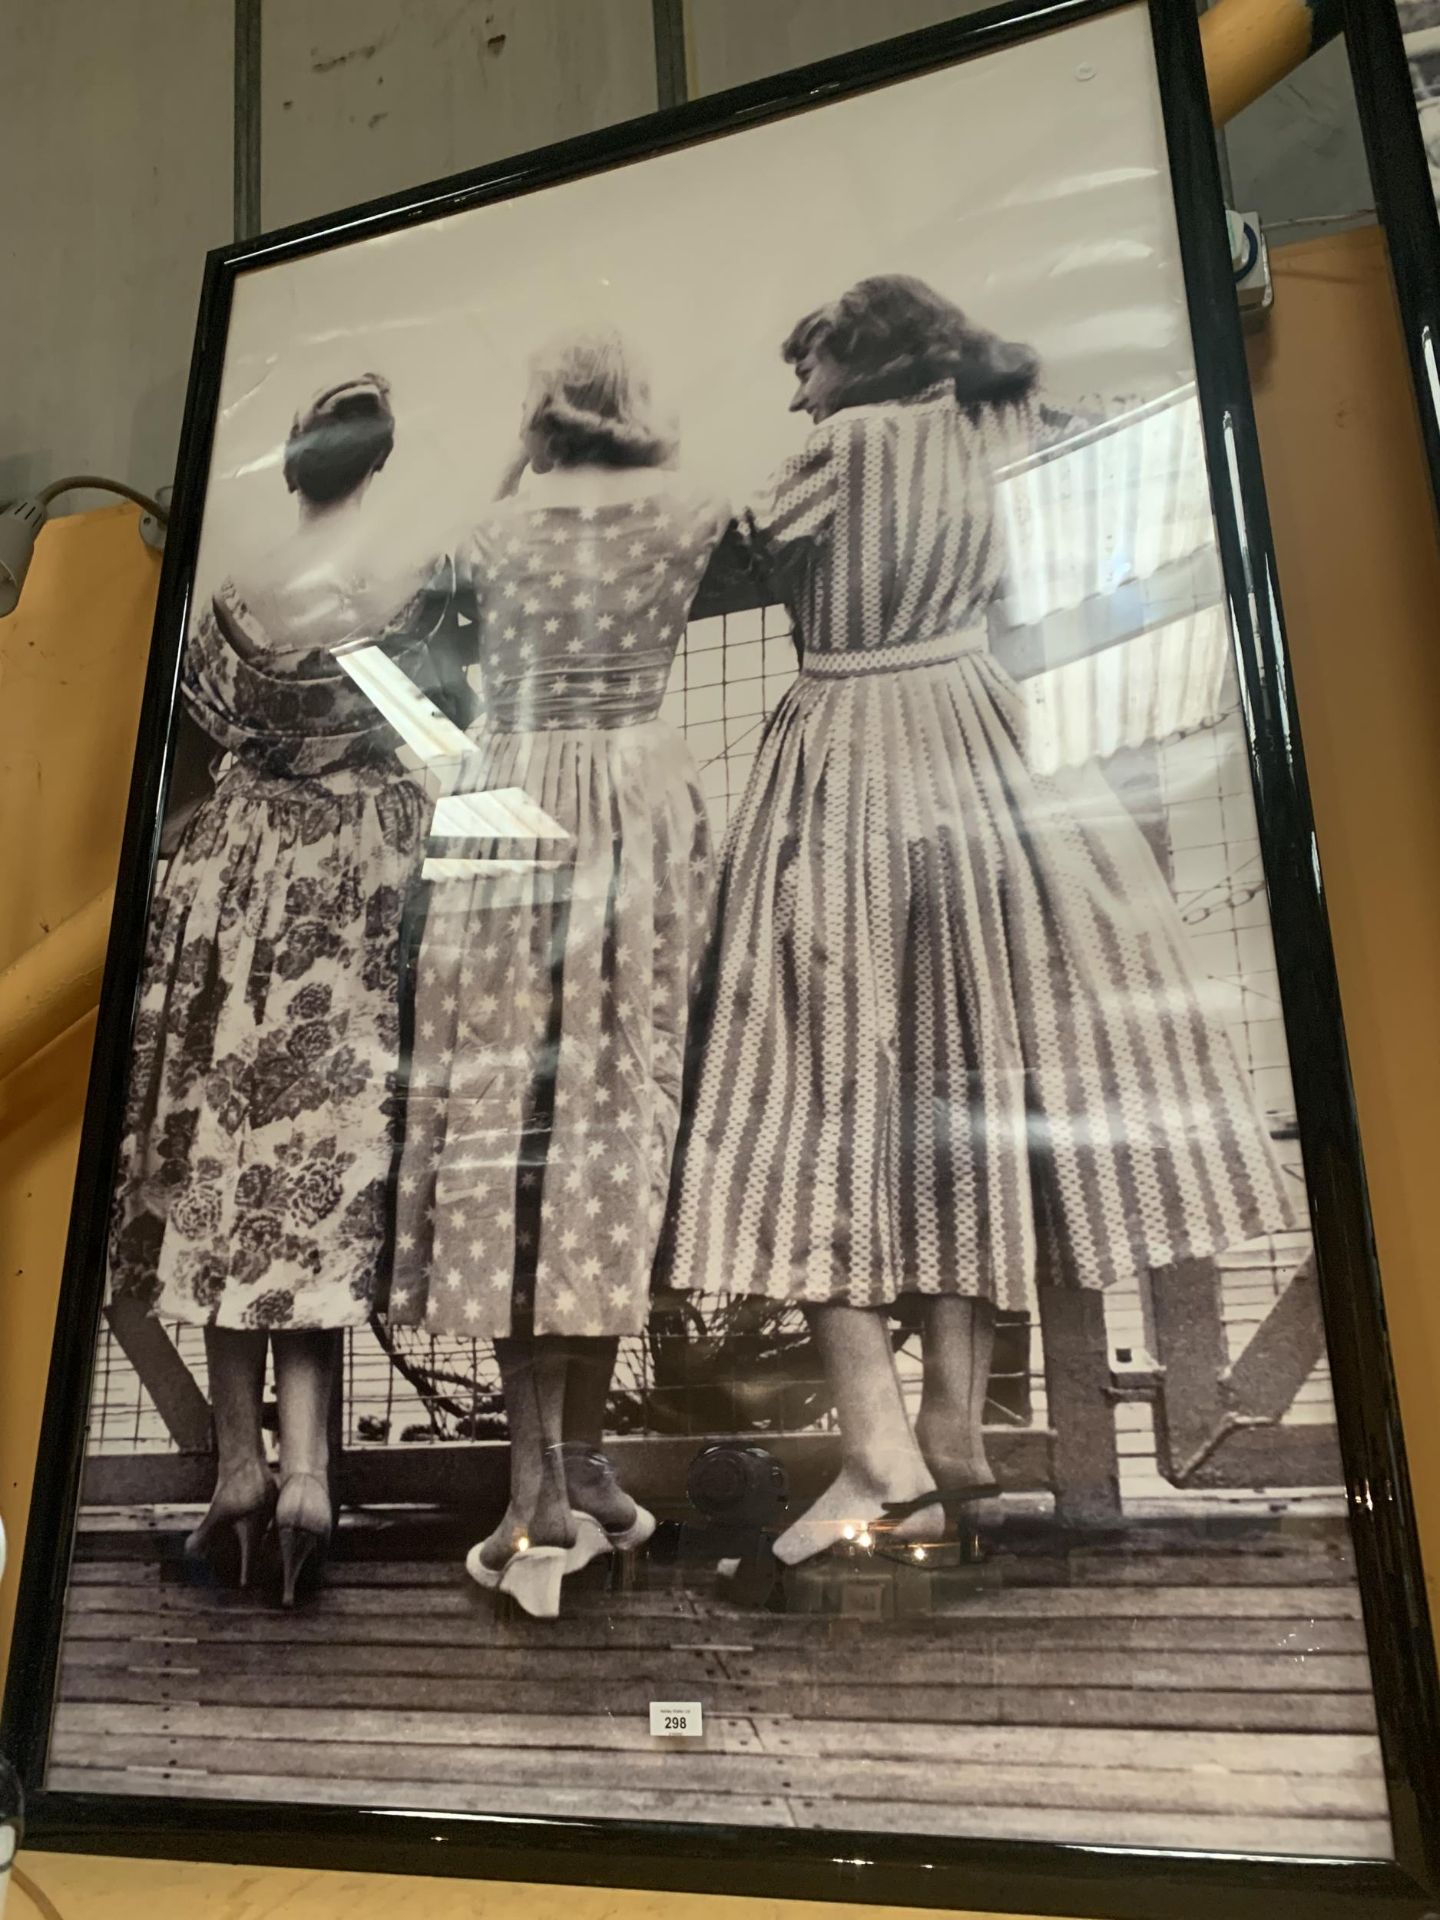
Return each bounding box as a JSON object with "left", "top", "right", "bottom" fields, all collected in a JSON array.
[{"left": 664, "top": 276, "right": 1299, "bottom": 1565}]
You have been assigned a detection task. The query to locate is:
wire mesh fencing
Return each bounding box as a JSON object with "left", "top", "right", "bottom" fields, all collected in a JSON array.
[{"left": 86, "top": 597, "right": 1327, "bottom": 1504}]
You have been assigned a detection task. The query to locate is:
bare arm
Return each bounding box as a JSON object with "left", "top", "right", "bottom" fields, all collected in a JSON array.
[{"left": 494, "top": 447, "right": 529, "bottom": 501}]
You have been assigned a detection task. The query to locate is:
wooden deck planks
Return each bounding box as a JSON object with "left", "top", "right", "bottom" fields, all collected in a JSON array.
[
  {"left": 745, "top": 1715, "right": 1387, "bottom": 1775},
  {"left": 45, "top": 1734, "right": 1390, "bottom": 1820},
  {"left": 63, "top": 1577, "right": 1367, "bottom": 1622},
  {"left": 57, "top": 1663, "right": 1381, "bottom": 1733},
  {"left": 37, "top": 1774, "right": 1387, "bottom": 1858},
  {"left": 55, "top": 1603, "right": 1369, "bottom": 1656},
  {"left": 46, "top": 1523, "right": 1394, "bottom": 1860},
  {"left": 44, "top": 1769, "right": 798, "bottom": 1828},
  {"left": 51, "top": 1700, "right": 764, "bottom": 1753},
  {"left": 49, "top": 1700, "right": 1383, "bottom": 1774},
  {"left": 60, "top": 1640, "right": 1375, "bottom": 1694},
  {"left": 61, "top": 1628, "right": 1374, "bottom": 1674},
  {"left": 784, "top": 1799, "right": 1390, "bottom": 1858}
]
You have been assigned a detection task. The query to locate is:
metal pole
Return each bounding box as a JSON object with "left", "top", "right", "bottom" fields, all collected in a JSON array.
[
  {"left": 652, "top": 0, "right": 689, "bottom": 111},
  {"left": 234, "top": 0, "right": 262, "bottom": 242}
]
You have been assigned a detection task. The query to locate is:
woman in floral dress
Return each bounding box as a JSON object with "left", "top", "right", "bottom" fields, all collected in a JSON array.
[
  {"left": 388, "top": 330, "right": 726, "bottom": 1617},
  {"left": 110, "top": 376, "right": 469, "bottom": 1603}
]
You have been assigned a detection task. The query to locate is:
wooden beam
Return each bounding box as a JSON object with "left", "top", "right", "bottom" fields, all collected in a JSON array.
[
  {"left": 102, "top": 1297, "right": 212, "bottom": 1455},
  {"left": 1146, "top": 1255, "right": 1341, "bottom": 1489},
  {"left": 1221, "top": 1252, "right": 1328, "bottom": 1423},
  {"left": 1202, "top": 0, "right": 1343, "bottom": 128},
  {"left": 1180, "top": 1423, "right": 1345, "bottom": 1491},
  {"left": 81, "top": 1425, "right": 1055, "bottom": 1513}
]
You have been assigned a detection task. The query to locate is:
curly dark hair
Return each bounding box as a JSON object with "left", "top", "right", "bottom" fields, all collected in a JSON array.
[
  {"left": 783, "top": 275, "right": 1039, "bottom": 412},
  {"left": 283, "top": 373, "right": 396, "bottom": 506}
]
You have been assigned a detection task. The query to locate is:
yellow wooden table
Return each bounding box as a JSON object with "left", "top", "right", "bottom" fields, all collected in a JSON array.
[{"left": 4, "top": 227, "right": 1440, "bottom": 1919}]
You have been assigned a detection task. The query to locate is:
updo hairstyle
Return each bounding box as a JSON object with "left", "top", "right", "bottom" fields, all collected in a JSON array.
[{"left": 283, "top": 374, "right": 396, "bottom": 505}]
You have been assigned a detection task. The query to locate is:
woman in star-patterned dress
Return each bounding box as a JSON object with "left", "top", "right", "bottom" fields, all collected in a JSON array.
[
  {"left": 663, "top": 276, "right": 1301, "bottom": 1567},
  {"left": 388, "top": 330, "right": 727, "bottom": 1613}
]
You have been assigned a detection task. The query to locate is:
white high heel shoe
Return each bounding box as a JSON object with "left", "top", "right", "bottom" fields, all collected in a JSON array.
[
  {"left": 497, "top": 1544, "right": 567, "bottom": 1619},
  {"left": 465, "top": 1537, "right": 569, "bottom": 1618},
  {"left": 605, "top": 1503, "right": 657, "bottom": 1552},
  {"left": 563, "top": 1511, "right": 613, "bottom": 1574},
  {"left": 464, "top": 1514, "right": 610, "bottom": 1618}
]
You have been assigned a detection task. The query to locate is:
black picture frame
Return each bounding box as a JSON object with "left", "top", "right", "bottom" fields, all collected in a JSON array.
[
  {"left": 1343, "top": 0, "right": 1440, "bottom": 529},
  {"left": 5, "top": 1, "right": 1440, "bottom": 1915}
]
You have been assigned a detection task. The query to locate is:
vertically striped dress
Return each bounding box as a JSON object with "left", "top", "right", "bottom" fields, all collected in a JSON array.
[{"left": 664, "top": 385, "right": 1299, "bottom": 1313}]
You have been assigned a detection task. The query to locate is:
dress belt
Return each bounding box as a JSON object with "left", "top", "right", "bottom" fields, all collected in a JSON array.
[{"left": 801, "top": 627, "right": 988, "bottom": 679}]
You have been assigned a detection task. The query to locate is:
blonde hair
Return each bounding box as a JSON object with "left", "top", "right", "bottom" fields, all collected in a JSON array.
[{"left": 522, "top": 328, "right": 676, "bottom": 470}]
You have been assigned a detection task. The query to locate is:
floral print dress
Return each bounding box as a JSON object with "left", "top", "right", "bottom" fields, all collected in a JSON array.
[{"left": 108, "top": 575, "right": 455, "bottom": 1331}]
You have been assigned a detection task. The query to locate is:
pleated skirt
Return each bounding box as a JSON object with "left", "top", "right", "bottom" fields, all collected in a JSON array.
[
  {"left": 389, "top": 718, "right": 711, "bottom": 1338},
  {"left": 663, "top": 645, "right": 1301, "bottom": 1314}
]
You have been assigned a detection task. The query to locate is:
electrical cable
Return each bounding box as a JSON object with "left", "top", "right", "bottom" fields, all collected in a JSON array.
[
  {"left": 35, "top": 476, "right": 168, "bottom": 522},
  {"left": 12, "top": 1863, "right": 67, "bottom": 1920}
]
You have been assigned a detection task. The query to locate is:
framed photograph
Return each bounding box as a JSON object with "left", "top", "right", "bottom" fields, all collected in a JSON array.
[
  {"left": 1343, "top": 0, "right": 1440, "bottom": 524},
  {"left": 5, "top": 0, "right": 1439, "bottom": 1914}
]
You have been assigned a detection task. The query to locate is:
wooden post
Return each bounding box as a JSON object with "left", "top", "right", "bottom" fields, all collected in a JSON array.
[
  {"left": 103, "top": 1298, "right": 212, "bottom": 1456},
  {"left": 1147, "top": 1252, "right": 1341, "bottom": 1488},
  {"left": 328, "top": 1338, "right": 346, "bottom": 1514},
  {"left": 1146, "top": 1256, "right": 1235, "bottom": 1485},
  {"left": 1036, "top": 1284, "right": 1123, "bottom": 1529}
]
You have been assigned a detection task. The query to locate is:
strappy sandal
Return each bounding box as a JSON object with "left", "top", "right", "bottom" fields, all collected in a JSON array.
[{"left": 556, "top": 1445, "right": 657, "bottom": 1552}]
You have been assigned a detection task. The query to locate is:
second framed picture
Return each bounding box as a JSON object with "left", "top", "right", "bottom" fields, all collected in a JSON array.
[
  {"left": 1344, "top": 0, "right": 1440, "bottom": 524},
  {"left": 5, "top": 1, "right": 1440, "bottom": 1916}
]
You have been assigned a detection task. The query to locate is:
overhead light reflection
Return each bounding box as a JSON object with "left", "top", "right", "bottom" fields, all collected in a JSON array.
[{"left": 332, "top": 641, "right": 474, "bottom": 764}]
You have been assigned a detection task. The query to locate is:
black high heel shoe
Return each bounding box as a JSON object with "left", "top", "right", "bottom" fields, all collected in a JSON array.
[
  {"left": 927, "top": 1483, "right": 1001, "bottom": 1565},
  {"left": 852, "top": 1487, "right": 998, "bottom": 1568},
  {"left": 185, "top": 1464, "right": 276, "bottom": 1589},
  {"left": 804, "top": 1487, "right": 947, "bottom": 1565},
  {"left": 931, "top": 1481, "right": 1000, "bottom": 1525},
  {"left": 276, "top": 1470, "right": 332, "bottom": 1608}
]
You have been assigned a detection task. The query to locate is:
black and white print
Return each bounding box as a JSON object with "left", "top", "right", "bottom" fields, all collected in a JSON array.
[
  {"left": 42, "top": 3, "right": 1396, "bottom": 1866},
  {"left": 1398, "top": 0, "right": 1440, "bottom": 203}
]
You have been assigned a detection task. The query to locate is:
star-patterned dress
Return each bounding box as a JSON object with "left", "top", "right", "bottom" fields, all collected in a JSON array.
[{"left": 388, "top": 485, "right": 727, "bottom": 1339}]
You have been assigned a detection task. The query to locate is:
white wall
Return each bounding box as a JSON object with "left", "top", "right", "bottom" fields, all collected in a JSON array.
[
  {"left": 0, "top": 0, "right": 232, "bottom": 511},
  {"left": 1, "top": 1, "right": 1379, "bottom": 517},
  {"left": 1223, "top": 37, "right": 1375, "bottom": 236},
  {"left": 687, "top": 0, "right": 989, "bottom": 89},
  {"left": 260, "top": 0, "right": 658, "bottom": 229}
]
